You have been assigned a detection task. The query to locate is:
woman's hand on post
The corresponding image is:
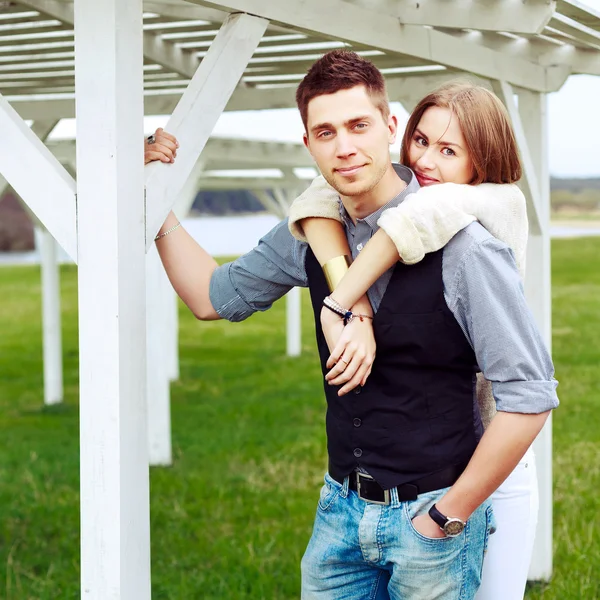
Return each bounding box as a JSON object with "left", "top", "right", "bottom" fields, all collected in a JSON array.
[
  {"left": 144, "top": 127, "right": 179, "bottom": 165},
  {"left": 322, "top": 307, "right": 376, "bottom": 396}
]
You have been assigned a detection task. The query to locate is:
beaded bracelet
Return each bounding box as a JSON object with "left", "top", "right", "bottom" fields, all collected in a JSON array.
[{"left": 323, "top": 296, "right": 374, "bottom": 326}]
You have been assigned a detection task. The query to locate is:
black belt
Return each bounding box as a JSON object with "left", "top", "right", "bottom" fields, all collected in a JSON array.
[{"left": 331, "top": 464, "right": 465, "bottom": 505}]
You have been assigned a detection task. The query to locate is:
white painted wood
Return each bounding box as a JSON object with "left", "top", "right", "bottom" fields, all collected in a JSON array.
[
  {"left": 0, "top": 120, "right": 57, "bottom": 203},
  {"left": 191, "top": 0, "right": 558, "bottom": 91},
  {"left": 144, "top": 12, "right": 269, "bottom": 247},
  {"left": 146, "top": 245, "right": 173, "bottom": 465},
  {"left": 349, "top": 0, "right": 556, "bottom": 34},
  {"left": 4, "top": 70, "right": 523, "bottom": 124},
  {"left": 74, "top": 0, "right": 151, "bottom": 597},
  {"left": 286, "top": 286, "right": 302, "bottom": 357},
  {"left": 198, "top": 176, "right": 309, "bottom": 191},
  {"left": 0, "top": 94, "right": 77, "bottom": 261},
  {"left": 253, "top": 188, "right": 304, "bottom": 357},
  {"left": 35, "top": 226, "right": 64, "bottom": 406},
  {"left": 492, "top": 80, "right": 543, "bottom": 236},
  {"left": 518, "top": 89, "right": 553, "bottom": 582},
  {"left": 20, "top": 0, "right": 200, "bottom": 79}
]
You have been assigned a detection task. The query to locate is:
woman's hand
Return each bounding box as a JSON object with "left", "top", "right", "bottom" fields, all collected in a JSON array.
[
  {"left": 144, "top": 127, "right": 179, "bottom": 164},
  {"left": 321, "top": 307, "right": 376, "bottom": 396}
]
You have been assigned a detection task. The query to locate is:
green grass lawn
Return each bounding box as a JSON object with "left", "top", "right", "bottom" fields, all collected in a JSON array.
[{"left": 0, "top": 237, "right": 599, "bottom": 599}]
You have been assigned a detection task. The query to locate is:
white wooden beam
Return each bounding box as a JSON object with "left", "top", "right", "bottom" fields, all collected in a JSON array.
[
  {"left": 0, "top": 120, "right": 57, "bottom": 201},
  {"left": 547, "top": 13, "right": 600, "bottom": 49},
  {"left": 21, "top": 0, "right": 201, "bottom": 79},
  {"left": 191, "top": 0, "right": 562, "bottom": 91},
  {"left": 198, "top": 176, "right": 307, "bottom": 191},
  {"left": 144, "top": 12, "right": 269, "bottom": 248},
  {"left": 74, "top": 0, "right": 150, "bottom": 597},
  {"left": 518, "top": 88, "right": 553, "bottom": 583},
  {"left": 8, "top": 69, "right": 544, "bottom": 123},
  {"left": 203, "top": 138, "right": 312, "bottom": 168},
  {"left": 492, "top": 80, "right": 543, "bottom": 236},
  {"left": 350, "top": 0, "right": 557, "bottom": 34},
  {"left": 0, "top": 93, "right": 76, "bottom": 260}
]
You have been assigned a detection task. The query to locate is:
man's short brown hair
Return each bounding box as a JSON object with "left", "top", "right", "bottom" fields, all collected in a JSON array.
[{"left": 296, "top": 50, "right": 390, "bottom": 130}]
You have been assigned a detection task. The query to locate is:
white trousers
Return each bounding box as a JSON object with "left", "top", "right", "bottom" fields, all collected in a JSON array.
[{"left": 476, "top": 447, "right": 539, "bottom": 600}]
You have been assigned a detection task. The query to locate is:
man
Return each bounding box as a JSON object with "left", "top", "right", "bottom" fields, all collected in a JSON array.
[{"left": 149, "top": 50, "right": 558, "bottom": 599}]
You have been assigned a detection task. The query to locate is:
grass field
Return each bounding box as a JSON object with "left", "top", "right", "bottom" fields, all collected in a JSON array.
[{"left": 0, "top": 237, "right": 599, "bottom": 599}]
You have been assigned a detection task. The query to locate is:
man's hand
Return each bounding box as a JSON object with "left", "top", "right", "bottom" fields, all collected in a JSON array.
[
  {"left": 322, "top": 307, "right": 376, "bottom": 396},
  {"left": 411, "top": 514, "right": 446, "bottom": 539},
  {"left": 144, "top": 127, "right": 178, "bottom": 165}
]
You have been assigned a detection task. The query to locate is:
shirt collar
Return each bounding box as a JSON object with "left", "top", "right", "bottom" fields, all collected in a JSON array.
[{"left": 339, "top": 164, "right": 420, "bottom": 232}]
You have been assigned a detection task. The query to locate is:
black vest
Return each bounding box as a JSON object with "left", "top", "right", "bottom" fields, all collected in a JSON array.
[{"left": 306, "top": 248, "right": 481, "bottom": 490}]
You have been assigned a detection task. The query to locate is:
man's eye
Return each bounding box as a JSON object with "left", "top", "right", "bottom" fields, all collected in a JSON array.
[
  {"left": 354, "top": 123, "right": 368, "bottom": 130},
  {"left": 319, "top": 131, "right": 333, "bottom": 138}
]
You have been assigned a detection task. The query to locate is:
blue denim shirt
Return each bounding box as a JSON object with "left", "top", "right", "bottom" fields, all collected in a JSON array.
[{"left": 209, "top": 164, "right": 559, "bottom": 415}]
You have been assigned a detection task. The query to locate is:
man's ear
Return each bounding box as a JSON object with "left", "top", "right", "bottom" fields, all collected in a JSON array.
[
  {"left": 303, "top": 132, "right": 310, "bottom": 152},
  {"left": 387, "top": 114, "right": 399, "bottom": 145}
]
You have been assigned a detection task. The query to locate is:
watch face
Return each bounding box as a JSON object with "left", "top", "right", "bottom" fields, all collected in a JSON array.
[{"left": 444, "top": 518, "right": 465, "bottom": 537}]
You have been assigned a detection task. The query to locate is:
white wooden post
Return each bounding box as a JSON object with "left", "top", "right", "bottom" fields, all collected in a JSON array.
[
  {"left": 34, "top": 226, "right": 64, "bottom": 406},
  {"left": 74, "top": 0, "right": 150, "bottom": 597},
  {"left": 164, "top": 271, "right": 180, "bottom": 382},
  {"left": 286, "top": 286, "right": 302, "bottom": 357},
  {"left": 518, "top": 89, "right": 553, "bottom": 582},
  {"left": 146, "top": 245, "right": 172, "bottom": 465},
  {"left": 254, "top": 188, "right": 303, "bottom": 357}
]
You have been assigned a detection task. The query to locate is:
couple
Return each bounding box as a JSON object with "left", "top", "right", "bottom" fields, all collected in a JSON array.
[{"left": 147, "top": 50, "right": 558, "bottom": 599}]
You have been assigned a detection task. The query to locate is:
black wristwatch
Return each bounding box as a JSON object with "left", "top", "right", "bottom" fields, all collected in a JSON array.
[{"left": 428, "top": 504, "right": 466, "bottom": 537}]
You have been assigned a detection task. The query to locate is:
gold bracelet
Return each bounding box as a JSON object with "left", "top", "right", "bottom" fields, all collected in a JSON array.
[{"left": 322, "top": 255, "right": 351, "bottom": 292}]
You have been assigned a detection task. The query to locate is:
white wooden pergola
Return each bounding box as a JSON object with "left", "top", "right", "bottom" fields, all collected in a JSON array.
[{"left": 1, "top": 0, "right": 599, "bottom": 596}]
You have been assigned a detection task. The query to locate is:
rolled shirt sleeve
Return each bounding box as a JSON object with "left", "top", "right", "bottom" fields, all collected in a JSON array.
[
  {"left": 445, "top": 224, "right": 559, "bottom": 414},
  {"left": 209, "top": 219, "right": 308, "bottom": 322}
]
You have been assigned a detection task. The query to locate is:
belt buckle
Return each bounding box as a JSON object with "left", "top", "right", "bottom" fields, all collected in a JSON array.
[{"left": 356, "top": 472, "right": 390, "bottom": 506}]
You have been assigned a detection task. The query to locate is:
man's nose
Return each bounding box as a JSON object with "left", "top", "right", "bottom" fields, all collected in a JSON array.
[{"left": 335, "top": 132, "right": 357, "bottom": 158}]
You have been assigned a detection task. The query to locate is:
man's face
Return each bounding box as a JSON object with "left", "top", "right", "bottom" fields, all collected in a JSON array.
[{"left": 303, "top": 86, "right": 397, "bottom": 200}]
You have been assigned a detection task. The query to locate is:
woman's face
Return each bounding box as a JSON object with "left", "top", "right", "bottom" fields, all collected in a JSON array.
[{"left": 408, "top": 106, "right": 475, "bottom": 187}]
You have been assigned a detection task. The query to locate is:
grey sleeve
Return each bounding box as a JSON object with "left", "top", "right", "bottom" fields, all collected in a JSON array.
[
  {"left": 446, "top": 234, "right": 559, "bottom": 414},
  {"left": 209, "top": 219, "right": 309, "bottom": 322}
]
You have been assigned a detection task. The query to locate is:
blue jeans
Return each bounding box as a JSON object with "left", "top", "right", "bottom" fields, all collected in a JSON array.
[{"left": 301, "top": 473, "right": 496, "bottom": 600}]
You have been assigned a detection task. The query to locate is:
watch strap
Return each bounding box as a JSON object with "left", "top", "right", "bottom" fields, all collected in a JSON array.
[{"left": 428, "top": 503, "right": 448, "bottom": 530}]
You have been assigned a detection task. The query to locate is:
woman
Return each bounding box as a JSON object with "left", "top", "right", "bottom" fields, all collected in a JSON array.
[{"left": 286, "top": 82, "right": 537, "bottom": 600}]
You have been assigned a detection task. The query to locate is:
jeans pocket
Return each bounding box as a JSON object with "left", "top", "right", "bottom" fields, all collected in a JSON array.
[
  {"left": 403, "top": 488, "right": 457, "bottom": 544},
  {"left": 318, "top": 473, "right": 341, "bottom": 512}
]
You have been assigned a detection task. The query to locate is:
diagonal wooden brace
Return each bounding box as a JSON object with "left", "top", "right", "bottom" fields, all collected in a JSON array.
[
  {"left": 0, "top": 93, "right": 77, "bottom": 261},
  {"left": 144, "top": 12, "right": 269, "bottom": 249}
]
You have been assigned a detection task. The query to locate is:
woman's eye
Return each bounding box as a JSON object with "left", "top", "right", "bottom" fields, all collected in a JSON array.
[
  {"left": 414, "top": 136, "right": 427, "bottom": 147},
  {"left": 442, "top": 147, "right": 456, "bottom": 156}
]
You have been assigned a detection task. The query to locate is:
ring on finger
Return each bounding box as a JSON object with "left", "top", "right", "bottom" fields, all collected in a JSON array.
[
  {"left": 340, "top": 358, "right": 349, "bottom": 366},
  {"left": 147, "top": 134, "right": 156, "bottom": 145}
]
